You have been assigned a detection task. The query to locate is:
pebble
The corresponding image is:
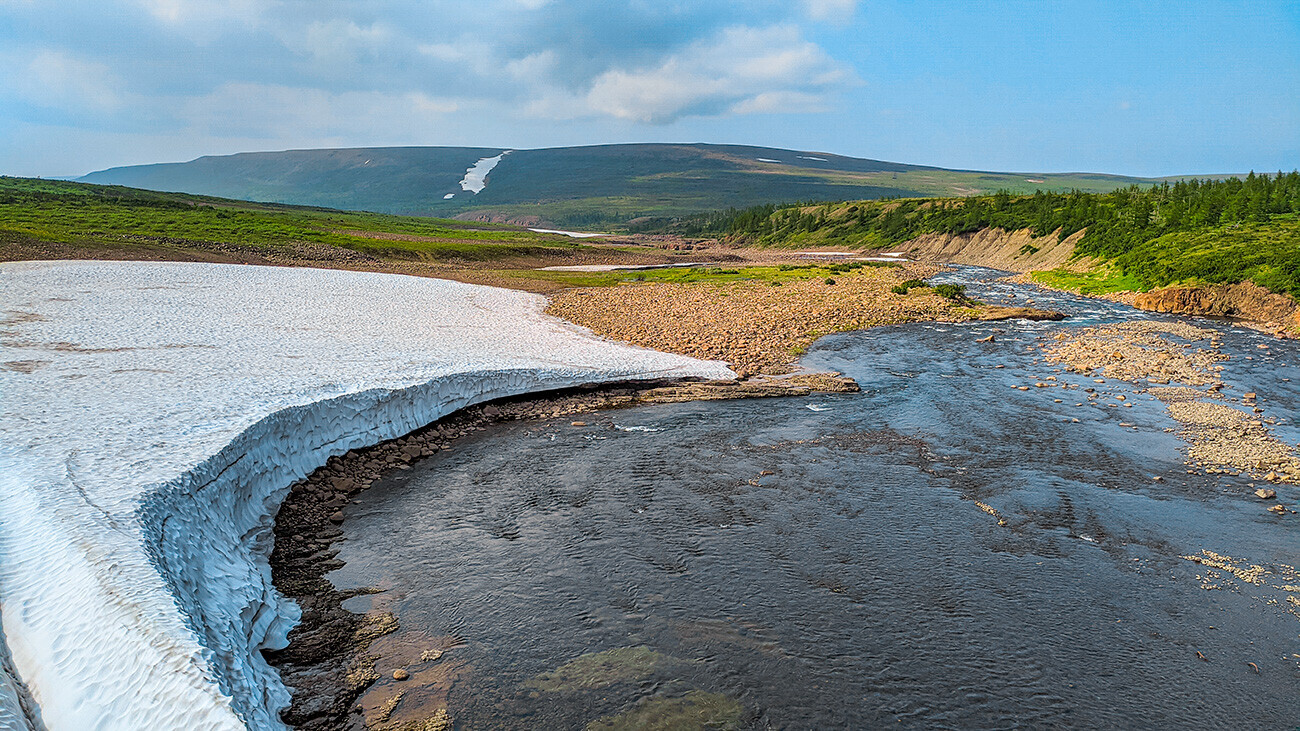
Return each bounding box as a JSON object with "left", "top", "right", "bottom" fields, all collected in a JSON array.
[{"left": 392, "top": 669, "right": 410, "bottom": 681}]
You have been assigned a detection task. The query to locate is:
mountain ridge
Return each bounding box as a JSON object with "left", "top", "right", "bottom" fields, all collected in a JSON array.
[{"left": 80, "top": 142, "right": 1162, "bottom": 227}]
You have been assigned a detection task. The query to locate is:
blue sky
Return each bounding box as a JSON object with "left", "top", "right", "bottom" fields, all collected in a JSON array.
[{"left": 1, "top": 0, "right": 1296, "bottom": 178}]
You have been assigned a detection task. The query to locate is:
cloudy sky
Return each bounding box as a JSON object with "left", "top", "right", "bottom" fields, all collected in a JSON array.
[{"left": 1, "top": 0, "right": 1297, "bottom": 177}]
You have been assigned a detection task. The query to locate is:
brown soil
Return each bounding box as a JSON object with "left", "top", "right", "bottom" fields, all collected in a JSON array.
[
  {"left": 895, "top": 227, "right": 1088, "bottom": 273},
  {"left": 1134, "top": 281, "right": 1299, "bottom": 337}
]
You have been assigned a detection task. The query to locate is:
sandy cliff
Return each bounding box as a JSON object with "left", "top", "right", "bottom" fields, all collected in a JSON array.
[
  {"left": 894, "top": 227, "right": 1087, "bottom": 273},
  {"left": 1134, "top": 282, "right": 1299, "bottom": 334}
]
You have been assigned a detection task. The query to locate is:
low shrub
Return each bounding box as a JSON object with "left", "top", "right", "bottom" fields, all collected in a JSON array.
[
  {"left": 933, "top": 283, "right": 966, "bottom": 300},
  {"left": 891, "top": 279, "right": 929, "bottom": 295}
]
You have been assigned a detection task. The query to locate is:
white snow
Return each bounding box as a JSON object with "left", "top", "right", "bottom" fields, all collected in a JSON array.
[
  {"left": 797, "top": 155, "right": 828, "bottom": 162},
  {"left": 537, "top": 263, "right": 703, "bottom": 272},
  {"left": 527, "top": 228, "right": 605, "bottom": 238},
  {"left": 0, "top": 261, "right": 733, "bottom": 730},
  {"left": 755, "top": 158, "right": 782, "bottom": 163},
  {"left": 442, "top": 193, "right": 455, "bottom": 199},
  {"left": 459, "top": 151, "right": 511, "bottom": 193}
]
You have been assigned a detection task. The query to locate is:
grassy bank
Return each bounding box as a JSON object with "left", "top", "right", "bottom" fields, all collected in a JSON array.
[
  {"left": 0, "top": 176, "right": 603, "bottom": 264},
  {"left": 496, "top": 261, "right": 901, "bottom": 289},
  {"left": 653, "top": 172, "right": 1300, "bottom": 296}
]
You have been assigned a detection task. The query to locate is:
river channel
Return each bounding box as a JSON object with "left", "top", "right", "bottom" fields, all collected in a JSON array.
[{"left": 326, "top": 269, "right": 1300, "bottom": 729}]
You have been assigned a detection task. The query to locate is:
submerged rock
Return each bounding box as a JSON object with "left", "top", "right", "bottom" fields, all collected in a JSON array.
[{"left": 585, "top": 690, "right": 743, "bottom": 731}]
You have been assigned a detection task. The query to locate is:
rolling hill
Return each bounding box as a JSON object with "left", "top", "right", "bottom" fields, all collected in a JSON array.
[{"left": 79, "top": 143, "right": 1159, "bottom": 227}]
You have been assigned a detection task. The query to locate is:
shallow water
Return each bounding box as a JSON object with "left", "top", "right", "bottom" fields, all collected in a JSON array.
[{"left": 329, "top": 268, "right": 1300, "bottom": 729}]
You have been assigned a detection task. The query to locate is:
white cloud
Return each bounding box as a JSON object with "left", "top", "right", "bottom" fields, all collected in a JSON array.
[
  {"left": 133, "top": 0, "right": 265, "bottom": 30},
  {"left": 804, "top": 0, "right": 859, "bottom": 22},
  {"left": 505, "top": 50, "right": 558, "bottom": 81},
  {"left": 581, "top": 25, "right": 853, "bottom": 124},
  {"left": 286, "top": 19, "right": 393, "bottom": 65},
  {"left": 179, "top": 83, "right": 460, "bottom": 140},
  {"left": 730, "top": 90, "right": 828, "bottom": 115},
  {"left": 2, "top": 49, "right": 127, "bottom": 113}
]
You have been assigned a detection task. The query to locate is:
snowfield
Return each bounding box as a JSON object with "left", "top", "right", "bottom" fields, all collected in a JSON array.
[
  {"left": 459, "top": 151, "right": 510, "bottom": 193},
  {"left": 0, "top": 261, "right": 733, "bottom": 730}
]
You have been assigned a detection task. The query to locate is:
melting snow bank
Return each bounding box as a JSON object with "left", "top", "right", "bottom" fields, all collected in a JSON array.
[
  {"left": 459, "top": 151, "right": 510, "bottom": 194},
  {"left": 527, "top": 228, "right": 605, "bottom": 238},
  {"left": 0, "top": 261, "right": 733, "bottom": 730}
]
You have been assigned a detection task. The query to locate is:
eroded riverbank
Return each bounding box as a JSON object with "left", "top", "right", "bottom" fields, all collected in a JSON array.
[{"left": 265, "top": 375, "right": 859, "bottom": 729}]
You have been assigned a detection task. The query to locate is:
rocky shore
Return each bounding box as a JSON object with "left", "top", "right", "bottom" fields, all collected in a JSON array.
[
  {"left": 1134, "top": 281, "right": 1300, "bottom": 338},
  {"left": 265, "top": 374, "right": 859, "bottom": 730},
  {"left": 1041, "top": 320, "right": 1299, "bottom": 506},
  {"left": 548, "top": 262, "right": 1062, "bottom": 377}
]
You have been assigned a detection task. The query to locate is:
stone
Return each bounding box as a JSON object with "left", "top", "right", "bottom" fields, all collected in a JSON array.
[
  {"left": 1255, "top": 488, "right": 1277, "bottom": 499},
  {"left": 392, "top": 669, "right": 410, "bottom": 681},
  {"left": 483, "top": 405, "right": 500, "bottom": 416},
  {"left": 330, "top": 476, "right": 354, "bottom": 491},
  {"left": 976, "top": 334, "right": 995, "bottom": 343},
  {"left": 571, "top": 421, "right": 587, "bottom": 426},
  {"left": 1268, "top": 504, "right": 1285, "bottom": 514},
  {"left": 329, "top": 511, "right": 345, "bottom": 524},
  {"left": 1243, "top": 392, "right": 1257, "bottom": 400}
]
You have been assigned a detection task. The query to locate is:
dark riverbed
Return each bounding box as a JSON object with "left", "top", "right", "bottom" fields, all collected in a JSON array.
[{"left": 328, "top": 269, "right": 1300, "bottom": 729}]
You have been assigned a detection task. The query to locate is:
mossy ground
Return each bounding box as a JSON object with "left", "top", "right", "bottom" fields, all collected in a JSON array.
[{"left": 1029, "top": 265, "right": 1146, "bottom": 295}]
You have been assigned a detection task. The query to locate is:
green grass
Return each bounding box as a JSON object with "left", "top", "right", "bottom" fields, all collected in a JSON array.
[
  {"left": 497, "top": 261, "right": 897, "bottom": 288},
  {"left": 664, "top": 173, "right": 1300, "bottom": 298},
  {"left": 0, "top": 176, "right": 602, "bottom": 262},
  {"left": 1029, "top": 266, "right": 1146, "bottom": 295},
  {"left": 1114, "top": 218, "right": 1300, "bottom": 294}
]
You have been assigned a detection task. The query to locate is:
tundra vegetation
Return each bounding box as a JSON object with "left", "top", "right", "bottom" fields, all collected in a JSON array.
[
  {"left": 655, "top": 172, "right": 1300, "bottom": 296},
  {"left": 0, "top": 176, "right": 590, "bottom": 263}
]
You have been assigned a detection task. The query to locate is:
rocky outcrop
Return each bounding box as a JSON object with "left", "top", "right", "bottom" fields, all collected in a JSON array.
[
  {"left": 895, "top": 227, "right": 1087, "bottom": 273},
  {"left": 452, "top": 211, "right": 550, "bottom": 227},
  {"left": 1134, "top": 282, "right": 1298, "bottom": 334},
  {"left": 978, "top": 306, "right": 1067, "bottom": 322}
]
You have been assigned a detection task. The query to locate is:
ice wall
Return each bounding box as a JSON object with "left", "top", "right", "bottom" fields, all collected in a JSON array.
[{"left": 0, "top": 261, "right": 733, "bottom": 730}]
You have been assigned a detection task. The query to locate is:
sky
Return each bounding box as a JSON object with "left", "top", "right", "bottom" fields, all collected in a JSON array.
[{"left": 0, "top": 0, "right": 1297, "bottom": 178}]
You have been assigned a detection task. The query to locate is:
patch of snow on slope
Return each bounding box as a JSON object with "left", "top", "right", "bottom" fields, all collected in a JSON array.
[
  {"left": 756, "top": 158, "right": 782, "bottom": 163},
  {"left": 459, "top": 151, "right": 511, "bottom": 193},
  {"left": 527, "top": 228, "right": 604, "bottom": 238},
  {"left": 0, "top": 261, "right": 733, "bottom": 730},
  {"left": 797, "top": 155, "right": 828, "bottom": 162}
]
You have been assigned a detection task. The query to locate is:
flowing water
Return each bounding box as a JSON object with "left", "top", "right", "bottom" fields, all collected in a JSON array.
[{"left": 328, "top": 269, "right": 1300, "bottom": 729}]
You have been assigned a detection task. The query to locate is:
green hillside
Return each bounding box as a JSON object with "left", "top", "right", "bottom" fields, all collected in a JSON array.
[
  {"left": 668, "top": 172, "right": 1300, "bottom": 296},
  {"left": 0, "top": 176, "right": 602, "bottom": 263},
  {"left": 78, "top": 143, "right": 1158, "bottom": 227}
]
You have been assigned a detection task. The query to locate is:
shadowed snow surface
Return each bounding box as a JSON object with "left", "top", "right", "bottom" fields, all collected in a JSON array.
[{"left": 0, "top": 261, "right": 732, "bottom": 730}]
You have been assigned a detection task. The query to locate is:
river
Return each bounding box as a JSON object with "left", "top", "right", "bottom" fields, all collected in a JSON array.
[{"left": 325, "top": 268, "right": 1300, "bottom": 729}]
